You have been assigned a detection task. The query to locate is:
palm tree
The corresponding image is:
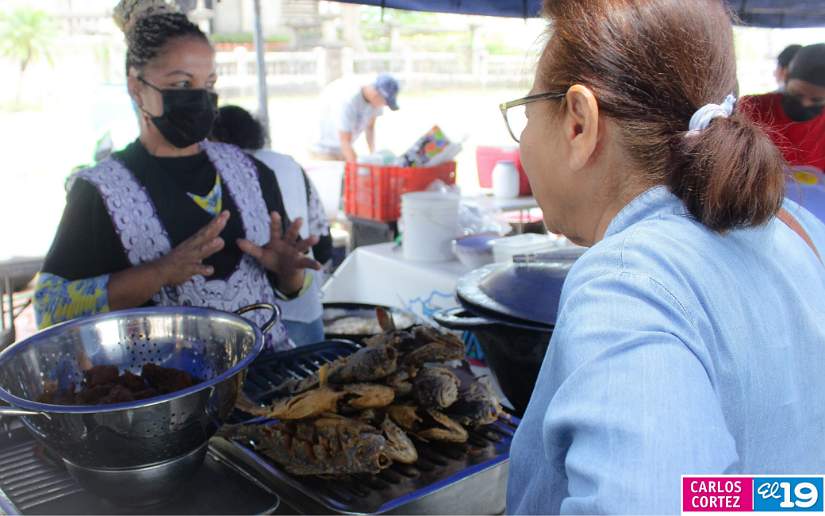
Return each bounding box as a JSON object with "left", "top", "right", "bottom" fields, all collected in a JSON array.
[{"left": 0, "top": 8, "right": 57, "bottom": 106}]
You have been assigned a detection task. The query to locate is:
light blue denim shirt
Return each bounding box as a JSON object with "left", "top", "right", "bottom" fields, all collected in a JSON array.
[{"left": 507, "top": 186, "right": 825, "bottom": 514}]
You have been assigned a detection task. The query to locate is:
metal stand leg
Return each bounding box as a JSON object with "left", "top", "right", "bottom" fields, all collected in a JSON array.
[
  {"left": 0, "top": 277, "right": 12, "bottom": 350},
  {"left": 0, "top": 278, "right": 6, "bottom": 332},
  {"left": 4, "top": 277, "right": 11, "bottom": 328}
]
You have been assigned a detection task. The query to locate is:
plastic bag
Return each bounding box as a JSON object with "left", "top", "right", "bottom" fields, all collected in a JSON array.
[
  {"left": 426, "top": 179, "right": 461, "bottom": 196},
  {"left": 457, "top": 203, "right": 512, "bottom": 237}
]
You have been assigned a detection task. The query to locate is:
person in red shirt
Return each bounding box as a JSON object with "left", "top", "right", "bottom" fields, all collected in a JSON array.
[
  {"left": 775, "top": 44, "right": 801, "bottom": 91},
  {"left": 741, "top": 43, "right": 825, "bottom": 171}
]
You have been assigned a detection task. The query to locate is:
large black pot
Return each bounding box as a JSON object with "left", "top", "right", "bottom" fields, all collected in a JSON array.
[
  {"left": 433, "top": 307, "right": 552, "bottom": 417},
  {"left": 434, "top": 247, "right": 584, "bottom": 416}
]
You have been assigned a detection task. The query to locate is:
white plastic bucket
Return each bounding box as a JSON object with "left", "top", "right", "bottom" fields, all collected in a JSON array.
[{"left": 401, "top": 192, "right": 460, "bottom": 262}]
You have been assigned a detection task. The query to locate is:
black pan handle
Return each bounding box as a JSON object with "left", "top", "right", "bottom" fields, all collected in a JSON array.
[
  {"left": 235, "top": 303, "right": 281, "bottom": 333},
  {"left": 435, "top": 307, "right": 554, "bottom": 332},
  {"left": 433, "top": 307, "right": 499, "bottom": 330}
]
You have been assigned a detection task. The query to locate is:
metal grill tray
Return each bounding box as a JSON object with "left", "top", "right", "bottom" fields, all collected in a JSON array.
[
  {"left": 0, "top": 424, "right": 282, "bottom": 515},
  {"left": 224, "top": 340, "right": 517, "bottom": 515},
  {"left": 241, "top": 340, "right": 362, "bottom": 403}
]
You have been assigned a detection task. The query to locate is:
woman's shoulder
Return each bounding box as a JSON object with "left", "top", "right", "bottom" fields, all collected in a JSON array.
[
  {"left": 66, "top": 156, "right": 136, "bottom": 193},
  {"left": 564, "top": 209, "right": 722, "bottom": 307}
]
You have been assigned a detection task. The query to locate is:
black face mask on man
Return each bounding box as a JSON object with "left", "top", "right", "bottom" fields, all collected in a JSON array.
[
  {"left": 781, "top": 94, "right": 824, "bottom": 123},
  {"left": 138, "top": 77, "right": 218, "bottom": 148}
]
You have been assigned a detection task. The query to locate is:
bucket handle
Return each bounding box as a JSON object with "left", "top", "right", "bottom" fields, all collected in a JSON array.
[{"left": 235, "top": 303, "right": 281, "bottom": 334}]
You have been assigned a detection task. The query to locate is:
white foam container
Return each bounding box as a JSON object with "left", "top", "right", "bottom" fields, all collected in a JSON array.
[
  {"left": 490, "top": 233, "right": 565, "bottom": 263},
  {"left": 401, "top": 191, "right": 460, "bottom": 262}
]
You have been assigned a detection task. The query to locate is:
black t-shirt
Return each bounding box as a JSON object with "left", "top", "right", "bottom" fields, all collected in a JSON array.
[{"left": 42, "top": 140, "right": 291, "bottom": 285}]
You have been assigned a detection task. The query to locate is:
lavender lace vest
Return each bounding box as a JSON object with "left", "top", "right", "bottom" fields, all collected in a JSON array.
[{"left": 69, "top": 141, "right": 290, "bottom": 350}]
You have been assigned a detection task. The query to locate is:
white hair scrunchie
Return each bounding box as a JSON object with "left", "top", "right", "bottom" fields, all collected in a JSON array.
[{"left": 687, "top": 94, "right": 737, "bottom": 135}]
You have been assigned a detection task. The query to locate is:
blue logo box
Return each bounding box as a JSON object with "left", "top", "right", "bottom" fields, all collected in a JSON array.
[{"left": 753, "top": 477, "right": 824, "bottom": 512}]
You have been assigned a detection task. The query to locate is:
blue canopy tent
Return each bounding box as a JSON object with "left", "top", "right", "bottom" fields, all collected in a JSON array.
[{"left": 327, "top": 0, "right": 825, "bottom": 28}]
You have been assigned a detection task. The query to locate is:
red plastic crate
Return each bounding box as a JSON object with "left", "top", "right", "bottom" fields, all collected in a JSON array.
[
  {"left": 344, "top": 161, "right": 457, "bottom": 222},
  {"left": 475, "top": 146, "right": 531, "bottom": 196}
]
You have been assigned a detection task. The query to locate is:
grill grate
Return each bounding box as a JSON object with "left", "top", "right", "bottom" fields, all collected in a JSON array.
[
  {"left": 0, "top": 441, "right": 84, "bottom": 512},
  {"left": 241, "top": 340, "right": 360, "bottom": 402},
  {"left": 230, "top": 339, "right": 517, "bottom": 514},
  {"left": 0, "top": 427, "right": 284, "bottom": 515}
]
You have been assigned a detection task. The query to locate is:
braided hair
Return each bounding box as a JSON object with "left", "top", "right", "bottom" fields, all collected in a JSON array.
[{"left": 113, "top": 0, "right": 209, "bottom": 75}]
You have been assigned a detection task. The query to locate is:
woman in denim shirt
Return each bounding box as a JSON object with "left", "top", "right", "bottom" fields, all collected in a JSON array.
[{"left": 503, "top": 0, "right": 825, "bottom": 513}]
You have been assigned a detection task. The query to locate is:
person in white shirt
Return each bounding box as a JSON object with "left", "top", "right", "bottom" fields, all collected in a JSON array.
[
  {"left": 212, "top": 106, "right": 332, "bottom": 346},
  {"left": 312, "top": 74, "right": 400, "bottom": 162}
]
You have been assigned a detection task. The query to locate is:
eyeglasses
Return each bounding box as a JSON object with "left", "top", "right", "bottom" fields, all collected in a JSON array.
[{"left": 499, "top": 91, "right": 567, "bottom": 143}]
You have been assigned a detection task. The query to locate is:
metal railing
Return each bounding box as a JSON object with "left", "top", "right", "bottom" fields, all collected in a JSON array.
[
  {"left": 215, "top": 46, "right": 327, "bottom": 97},
  {"left": 214, "top": 46, "right": 533, "bottom": 97}
]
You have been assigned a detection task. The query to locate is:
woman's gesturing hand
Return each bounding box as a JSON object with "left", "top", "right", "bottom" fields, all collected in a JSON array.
[
  {"left": 237, "top": 212, "right": 321, "bottom": 294},
  {"left": 154, "top": 210, "right": 230, "bottom": 285}
]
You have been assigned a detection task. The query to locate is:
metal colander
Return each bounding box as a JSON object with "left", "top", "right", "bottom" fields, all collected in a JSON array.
[{"left": 0, "top": 304, "right": 277, "bottom": 470}]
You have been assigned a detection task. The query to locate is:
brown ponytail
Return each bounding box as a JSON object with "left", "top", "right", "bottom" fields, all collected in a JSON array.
[
  {"left": 540, "top": 0, "right": 785, "bottom": 232},
  {"left": 670, "top": 113, "right": 785, "bottom": 231}
]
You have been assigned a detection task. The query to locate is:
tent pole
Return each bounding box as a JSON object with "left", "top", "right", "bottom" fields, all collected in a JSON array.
[{"left": 252, "top": 0, "right": 271, "bottom": 145}]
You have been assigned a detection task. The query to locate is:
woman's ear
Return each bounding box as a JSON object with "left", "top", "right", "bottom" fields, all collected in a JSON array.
[
  {"left": 127, "top": 71, "right": 143, "bottom": 108},
  {"left": 563, "top": 84, "right": 600, "bottom": 171}
]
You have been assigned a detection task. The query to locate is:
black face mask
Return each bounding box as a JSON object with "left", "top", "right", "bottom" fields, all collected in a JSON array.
[
  {"left": 139, "top": 77, "right": 218, "bottom": 148},
  {"left": 781, "top": 94, "right": 824, "bottom": 123}
]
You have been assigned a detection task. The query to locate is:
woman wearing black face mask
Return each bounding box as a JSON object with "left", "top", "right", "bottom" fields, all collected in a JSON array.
[
  {"left": 34, "top": 0, "right": 319, "bottom": 350},
  {"left": 741, "top": 43, "right": 825, "bottom": 171}
]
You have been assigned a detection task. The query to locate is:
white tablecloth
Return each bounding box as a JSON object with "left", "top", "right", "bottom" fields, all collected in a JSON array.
[{"left": 321, "top": 243, "right": 471, "bottom": 321}]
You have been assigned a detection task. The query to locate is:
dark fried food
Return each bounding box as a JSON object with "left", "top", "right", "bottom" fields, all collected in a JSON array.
[
  {"left": 274, "top": 345, "right": 398, "bottom": 397},
  {"left": 446, "top": 362, "right": 503, "bottom": 428},
  {"left": 340, "top": 383, "right": 395, "bottom": 410},
  {"left": 388, "top": 404, "right": 468, "bottom": 443},
  {"left": 37, "top": 364, "right": 199, "bottom": 406},
  {"left": 227, "top": 323, "right": 505, "bottom": 480},
  {"left": 222, "top": 415, "right": 392, "bottom": 476},
  {"left": 416, "top": 409, "right": 469, "bottom": 443},
  {"left": 142, "top": 363, "right": 197, "bottom": 393},
  {"left": 327, "top": 345, "right": 398, "bottom": 384},
  {"left": 236, "top": 387, "right": 345, "bottom": 420},
  {"left": 381, "top": 416, "right": 418, "bottom": 464},
  {"left": 412, "top": 366, "right": 459, "bottom": 409},
  {"left": 84, "top": 365, "right": 119, "bottom": 388},
  {"left": 385, "top": 368, "right": 416, "bottom": 397},
  {"left": 401, "top": 327, "right": 465, "bottom": 367},
  {"left": 387, "top": 404, "right": 423, "bottom": 431}
]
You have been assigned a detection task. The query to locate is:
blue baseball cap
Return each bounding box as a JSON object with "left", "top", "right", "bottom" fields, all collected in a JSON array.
[{"left": 374, "top": 73, "right": 400, "bottom": 111}]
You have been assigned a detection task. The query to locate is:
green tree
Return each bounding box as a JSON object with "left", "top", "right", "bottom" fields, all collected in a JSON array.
[{"left": 0, "top": 7, "right": 57, "bottom": 106}]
